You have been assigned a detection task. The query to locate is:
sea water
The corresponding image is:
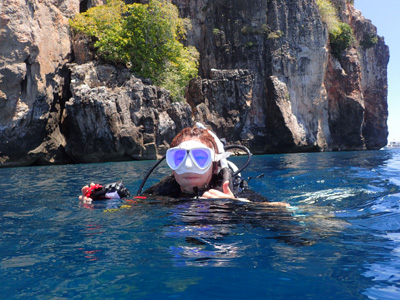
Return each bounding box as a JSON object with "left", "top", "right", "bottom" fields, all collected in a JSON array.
[{"left": 1, "top": 149, "right": 400, "bottom": 299}]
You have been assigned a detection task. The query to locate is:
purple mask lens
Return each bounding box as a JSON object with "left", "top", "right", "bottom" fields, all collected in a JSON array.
[
  {"left": 173, "top": 149, "right": 187, "bottom": 168},
  {"left": 191, "top": 149, "right": 210, "bottom": 168}
]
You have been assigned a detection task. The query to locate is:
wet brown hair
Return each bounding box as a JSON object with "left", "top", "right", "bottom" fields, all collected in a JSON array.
[{"left": 170, "top": 127, "right": 218, "bottom": 153}]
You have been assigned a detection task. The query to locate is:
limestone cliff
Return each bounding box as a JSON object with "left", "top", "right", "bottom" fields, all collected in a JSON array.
[
  {"left": 66, "top": 62, "right": 192, "bottom": 162},
  {"left": 177, "top": 0, "right": 389, "bottom": 153},
  {"left": 0, "top": 0, "right": 389, "bottom": 167}
]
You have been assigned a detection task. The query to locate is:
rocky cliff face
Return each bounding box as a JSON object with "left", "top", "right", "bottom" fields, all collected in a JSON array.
[
  {"left": 66, "top": 62, "right": 192, "bottom": 162},
  {"left": 0, "top": 0, "right": 389, "bottom": 167},
  {"left": 176, "top": 0, "right": 389, "bottom": 153},
  {"left": 0, "top": 0, "right": 77, "bottom": 166}
]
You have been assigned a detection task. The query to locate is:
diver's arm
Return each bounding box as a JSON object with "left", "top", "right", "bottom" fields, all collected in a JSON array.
[{"left": 203, "top": 181, "right": 290, "bottom": 206}]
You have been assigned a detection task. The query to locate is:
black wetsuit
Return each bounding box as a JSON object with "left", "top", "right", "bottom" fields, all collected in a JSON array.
[{"left": 143, "top": 168, "right": 268, "bottom": 202}]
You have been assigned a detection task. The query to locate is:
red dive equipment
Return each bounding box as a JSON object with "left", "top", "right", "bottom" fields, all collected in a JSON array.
[{"left": 85, "top": 181, "right": 131, "bottom": 200}]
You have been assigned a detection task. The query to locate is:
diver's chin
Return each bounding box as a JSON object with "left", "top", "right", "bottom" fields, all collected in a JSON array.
[
  {"left": 173, "top": 169, "right": 212, "bottom": 194},
  {"left": 179, "top": 176, "right": 204, "bottom": 193}
]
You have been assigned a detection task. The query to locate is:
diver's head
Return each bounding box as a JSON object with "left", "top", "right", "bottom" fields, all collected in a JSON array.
[
  {"left": 170, "top": 127, "right": 218, "bottom": 151},
  {"left": 166, "top": 127, "right": 220, "bottom": 193}
]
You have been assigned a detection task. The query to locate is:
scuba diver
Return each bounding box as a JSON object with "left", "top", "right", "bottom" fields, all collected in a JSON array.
[
  {"left": 80, "top": 123, "right": 287, "bottom": 206},
  {"left": 79, "top": 124, "right": 321, "bottom": 268}
]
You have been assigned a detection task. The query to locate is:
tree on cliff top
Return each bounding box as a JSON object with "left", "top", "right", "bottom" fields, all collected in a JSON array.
[
  {"left": 69, "top": 0, "right": 199, "bottom": 101},
  {"left": 316, "top": 0, "right": 353, "bottom": 59}
]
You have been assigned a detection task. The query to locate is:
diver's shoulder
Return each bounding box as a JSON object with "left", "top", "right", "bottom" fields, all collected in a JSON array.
[{"left": 142, "top": 175, "right": 181, "bottom": 198}]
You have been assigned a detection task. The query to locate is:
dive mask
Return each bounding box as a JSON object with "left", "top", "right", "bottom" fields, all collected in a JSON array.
[
  {"left": 166, "top": 141, "right": 214, "bottom": 174},
  {"left": 166, "top": 141, "right": 232, "bottom": 174}
]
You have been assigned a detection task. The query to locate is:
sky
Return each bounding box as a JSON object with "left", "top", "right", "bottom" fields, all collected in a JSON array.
[{"left": 354, "top": 0, "right": 400, "bottom": 142}]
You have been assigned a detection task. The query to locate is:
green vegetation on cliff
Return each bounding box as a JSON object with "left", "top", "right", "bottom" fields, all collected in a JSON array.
[
  {"left": 316, "top": 0, "right": 353, "bottom": 58},
  {"left": 69, "top": 0, "right": 199, "bottom": 101},
  {"left": 361, "top": 32, "right": 378, "bottom": 49}
]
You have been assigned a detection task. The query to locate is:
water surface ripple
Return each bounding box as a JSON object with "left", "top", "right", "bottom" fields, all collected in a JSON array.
[{"left": 1, "top": 150, "right": 400, "bottom": 299}]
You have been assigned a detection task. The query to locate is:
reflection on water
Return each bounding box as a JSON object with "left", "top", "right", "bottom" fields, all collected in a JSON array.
[
  {"left": 0, "top": 150, "right": 400, "bottom": 299},
  {"left": 163, "top": 199, "right": 310, "bottom": 267},
  {"left": 363, "top": 231, "right": 400, "bottom": 299}
]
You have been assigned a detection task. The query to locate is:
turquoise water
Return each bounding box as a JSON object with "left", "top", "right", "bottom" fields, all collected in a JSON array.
[{"left": 1, "top": 149, "right": 400, "bottom": 299}]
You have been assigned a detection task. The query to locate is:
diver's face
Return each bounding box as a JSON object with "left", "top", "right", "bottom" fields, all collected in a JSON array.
[
  {"left": 173, "top": 166, "right": 214, "bottom": 194},
  {"left": 171, "top": 139, "right": 215, "bottom": 194}
]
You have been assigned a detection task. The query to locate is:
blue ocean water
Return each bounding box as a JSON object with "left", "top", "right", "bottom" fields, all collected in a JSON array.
[{"left": 1, "top": 149, "right": 400, "bottom": 299}]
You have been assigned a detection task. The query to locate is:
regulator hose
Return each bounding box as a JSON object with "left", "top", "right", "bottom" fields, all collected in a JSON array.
[
  {"left": 224, "top": 144, "right": 252, "bottom": 177},
  {"left": 136, "top": 156, "right": 166, "bottom": 196}
]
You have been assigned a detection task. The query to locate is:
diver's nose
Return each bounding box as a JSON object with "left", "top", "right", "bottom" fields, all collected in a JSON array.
[{"left": 184, "top": 154, "right": 194, "bottom": 168}]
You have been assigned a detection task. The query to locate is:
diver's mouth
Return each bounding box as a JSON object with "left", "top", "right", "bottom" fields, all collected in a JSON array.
[{"left": 183, "top": 175, "right": 200, "bottom": 180}]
